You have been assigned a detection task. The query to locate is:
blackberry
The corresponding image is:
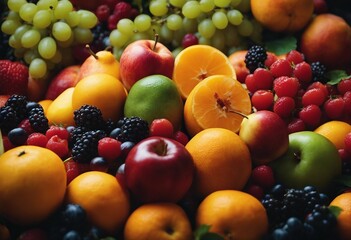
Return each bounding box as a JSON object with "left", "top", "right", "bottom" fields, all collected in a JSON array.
[
  {"left": 28, "top": 106, "right": 49, "bottom": 133},
  {"left": 311, "top": 61, "right": 327, "bottom": 82},
  {"left": 104, "top": 119, "right": 119, "bottom": 134},
  {"left": 69, "top": 126, "right": 88, "bottom": 147},
  {"left": 73, "top": 105, "right": 105, "bottom": 130},
  {"left": 5, "top": 95, "right": 28, "bottom": 121},
  {"left": 305, "top": 205, "right": 337, "bottom": 239},
  {"left": 0, "top": 105, "right": 19, "bottom": 133},
  {"left": 116, "top": 116, "right": 149, "bottom": 143},
  {"left": 71, "top": 130, "right": 106, "bottom": 163},
  {"left": 262, "top": 194, "right": 287, "bottom": 228},
  {"left": 244, "top": 45, "right": 267, "bottom": 73},
  {"left": 283, "top": 188, "right": 307, "bottom": 219}
]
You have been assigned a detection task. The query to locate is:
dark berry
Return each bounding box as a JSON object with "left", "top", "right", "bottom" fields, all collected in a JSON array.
[
  {"left": 74, "top": 105, "right": 105, "bottom": 130},
  {"left": 61, "top": 204, "right": 87, "bottom": 230},
  {"left": 116, "top": 116, "right": 149, "bottom": 143},
  {"left": 244, "top": 45, "right": 267, "bottom": 73},
  {"left": 28, "top": 106, "right": 49, "bottom": 133},
  {"left": 7, "top": 127, "right": 28, "bottom": 146},
  {"left": 0, "top": 105, "right": 19, "bottom": 132},
  {"left": 5, "top": 94, "right": 28, "bottom": 121},
  {"left": 311, "top": 62, "right": 327, "bottom": 83}
]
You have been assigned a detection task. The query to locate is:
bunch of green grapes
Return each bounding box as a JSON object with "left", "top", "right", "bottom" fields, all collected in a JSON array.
[
  {"left": 110, "top": 0, "right": 263, "bottom": 58},
  {"left": 1, "top": 0, "right": 97, "bottom": 79}
]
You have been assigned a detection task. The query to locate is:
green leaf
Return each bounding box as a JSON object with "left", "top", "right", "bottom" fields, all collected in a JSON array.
[
  {"left": 201, "top": 232, "right": 225, "bottom": 240},
  {"left": 194, "top": 225, "right": 224, "bottom": 240},
  {"left": 329, "top": 205, "right": 343, "bottom": 218},
  {"left": 265, "top": 36, "right": 297, "bottom": 56},
  {"left": 326, "top": 70, "right": 351, "bottom": 85}
]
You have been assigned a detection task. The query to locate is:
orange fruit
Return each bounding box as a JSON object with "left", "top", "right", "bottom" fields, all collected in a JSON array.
[
  {"left": 185, "top": 128, "right": 252, "bottom": 198},
  {"left": 72, "top": 73, "right": 127, "bottom": 121},
  {"left": 314, "top": 120, "right": 351, "bottom": 149},
  {"left": 184, "top": 75, "right": 251, "bottom": 137},
  {"left": 65, "top": 171, "right": 130, "bottom": 234},
  {"left": 38, "top": 99, "right": 52, "bottom": 116},
  {"left": 251, "top": 0, "right": 314, "bottom": 32},
  {"left": 173, "top": 45, "right": 236, "bottom": 99},
  {"left": 0, "top": 146, "right": 66, "bottom": 225},
  {"left": 227, "top": 50, "right": 250, "bottom": 83},
  {"left": 124, "top": 203, "right": 193, "bottom": 240},
  {"left": 196, "top": 190, "right": 269, "bottom": 240},
  {"left": 329, "top": 192, "right": 351, "bottom": 240},
  {"left": 46, "top": 87, "right": 75, "bottom": 127}
]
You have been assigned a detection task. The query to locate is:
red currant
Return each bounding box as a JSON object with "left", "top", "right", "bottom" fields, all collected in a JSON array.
[
  {"left": 270, "top": 59, "right": 293, "bottom": 77},
  {"left": 98, "top": 137, "right": 122, "bottom": 163},
  {"left": 301, "top": 88, "right": 327, "bottom": 107},
  {"left": 173, "top": 130, "right": 189, "bottom": 146},
  {"left": 287, "top": 118, "right": 306, "bottom": 134},
  {"left": 149, "top": 118, "right": 174, "bottom": 139},
  {"left": 298, "top": 104, "right": 322, "bottom": 129},
  {"left": 252, "top": 68, "right": 274, "bottom": 90},
  {"left": 264, "top": 52, "right": 278, "bottom": 68},
  {"left": 323, "top": 97, "right": 345, "bottom": 120},
  {"left": 251, "top": 90, "right": 274, "bottom": 111},
  {"left": 337, "top": 78, "right": 351, "bottom": 95},
  {"left": 273, "top": 76, "right": 300, "bottom": 97},
  {"left": 250, "top": 165, "right": 275, "bottom": 189},
  {"left": 244, "top": 74, "right": 256, "bottom": 93},
  {"left": 306, "top": 81, "right": 329, "bottom": 97},
  {"left": 286, "top": 50, "right": 304, "bottom": 65},
  {"left": 273, "top": 96, "right": 296, "bottom": 119},
  {"left": 293, "top": 61, "right": 312, "bottom": 84}
]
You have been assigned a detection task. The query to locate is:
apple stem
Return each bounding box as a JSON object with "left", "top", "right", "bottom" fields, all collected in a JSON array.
[
  {"left": 85, "top": 44, "right": 98, "bottom": 59},
  {"left": 152, "top": 31, "right": 159, "bottom": 51},
  {"left": 214, "top": 93, "right": 248, "bottom": 119}
]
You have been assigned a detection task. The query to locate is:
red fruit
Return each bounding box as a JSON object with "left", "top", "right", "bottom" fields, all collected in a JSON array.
[
  {"left": 293, "top": 61, "right": 312, "bottom": 84},
  {"left": 273, "top": 76, "right": 300, "bottom": 97},
  {"left": 46, "top": 135, "right": 69, "bottom": 159},
  {"left": 64, "top": 159, "right": 80, "bottom": 184},
  {"left": 172, "top": 130, "right": 189, "bottom": 146},
  {"left": 251, "top": 165, "right": 275, "bottom": 189},
  {"left": 18, "top": 119, "right": 34, "bottom": 135},
  {"left": 251, "top": 90, "right": 274, "bottom": 110},
  {"left": 101, "top": 0, "right": 121, "bottom": 9},
  {"left": 343, "top": 91, "right": 351, "bottom": 116},
  {"left": 264, "top": 52, "right": 278, "bottom": 68},
  {"left": 252, "top": 67, "right": 274, "bottom": 90},
  {"left": 339, "top": 148, "right": 351, "bottom": 163},
  {"left": 113, "top": 1, "right": 132, "bottom": 20},
  {"left": 108, "top": 14, "right": 119, "bottom": 30},
  {"left": 182, "top": 33, "right": 199, "bottom": 49},
  {"left": 270, "top": 59, "right": 293, "bottom": 77},
  {"left": 286, "top": 50, "right": 305, "bottom": 65},
  {"left": 323, "top": 97, "right": 345, "bottom": 120},
  {"left": 244, "top": 73, "right": 256, "bottom": 93},
  {"left": 313, "top": 0, "right": 328, "bottom": 14},
  {"left": 306, "top": 81, "right": 329, "bottom": 97},
  {"left": 149, "top": 118, "right": 174, "bottom": 139},
  {"left": 299, "top": 104, "right": 322, "bottom": 128},
  {"left": 301, "top": 88, "right": 327, "bottom": 107},
  {"left": 337, "top": 78, "right": 351, "bottom": 95},
  {"left": 26, "top": 132, "right": 48, "bottom": 147},
  {"left": 95, "top": 4, "right": 111, "bottom": 22},
  {"left": 287, "top": 117, "right": 306, "bottom": 134},
  {"left": 245, "top": 183, "right": 264, "bottom": 200},
  {"left": 344, "top": 132, "right": 351, "bottom": 155},
  {"left": 46, "top": 125, "right": 70, "bottom": 140},
  {"left": 273, "top": 96, "right": 296, "bottom": 119},
  {"left": 0, "top": 60, "right": 29, "bottom": 96},
  {"left": 97, "top": 137, "right": 122, "bottom": 163},
  {"left": 2, "top": 135, "right": 15, "bottom": 151},
  {"left": 17, "top": 228, "right": 47, "bottom": 240}
]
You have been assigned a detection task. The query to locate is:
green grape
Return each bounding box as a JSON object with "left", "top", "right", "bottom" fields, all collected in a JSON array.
[
  {"left": 56, "top": 32, "right": 74, "bottom": 47},
  {"left": 149, "top": 0, "right": 168, "bottom": 17},
  {"left": 77, "top": 10, "right": 98, "bottom": 29},
  {"left": 172, "top": 47, "right": 183, "bottom": 58},
  {"left": 73, "top": 27, "right": 93, "bottom": 43},
  {"left": 236, "top": 0, "right": 250, "bottom": 13},
  {"left": 24, "top": 49, "right": 40, "bottom": 64},
  {"left": 134, "top": 14, "right": 152, "bottom": 32},
  {"left": 29, "top": 58, "right": 47, "bottom": 79},
  {"left": 166, "top": 14, "right": 182, "bottom": 31},
  {"left": 198, "top": 35, "right": 211, "bottom": 45},
  {"left": 211, "top": 30, "right": 226, "bottom": 51},
  {"left": 19, "top": 3, "right": 38, "bottom": 23},
  {"left": 147, "top": 24, "right": 161, "bottom": 38},
  {"left": 199, "top": 0, "right": 215, "bottom": 13},
  {"left": 38, "top": 37, "right": 57, "bottom": 59},
  {"left": 182, "top": 1, "right": 201, "bottom": 19},
  {"left": 230, "top": 0, "right": 242, "bottom": 7},
  {"left": 1, "top": 19, "right": 22, "bottom": 35},
  {"left": 52, "top": 22, "right": 72, "bottom": 41},
  {"left": 36, "top": 0, "right": 58, "bottom": 10},
  {"left": 198, "top": 18, "right": 215, "bottom": 38},
  {"left": 212, "top": 11, "right": 228, "bottom": 29},
  {"left": 159, "top": 23, "right": 174, "bottom": 43},
  {"left": 21, "top": 29, "right": 41, "bottom": 48},
  {"left": 6, "top": 11, "right": 21, "bottom": 21},
  {"left": 13, "top": 24, "right": 31, "bottom": 41},
  {"left": 109, "top": 29, "right": 129, "bottom": 48},
  {"left": 182, "top": 17, "right": 197, "bottom": 33},
  {"left": 213, "top": 0, "right": 231, "bottom": 8},
  {"left": 113, "top": 47, "right": 124, "bottom": 61},
  {"left": 49, "top": 49, "right": 62, "bottom": 63},
  {"left": 65, "top": 11, "right": 80, "bottom": 27},
  {"left": 224, "top": 25, "right": 240, "bottom": 46},
  {"left": 169, "top": 0, "right": 186, "bottom": 8},
  {"left": 172, "top": 28, "right": 186, "bottom": 46},
  {"left": 130, "top": 32, "right": 150, "bottom": 42},
  {"left": 9, "top": 35, "right": 22, "bottom": 48},
  {"left": 54, "top": 0, "right": 73, "bottom": 19},
  {"left": 227, "top": 9, "right": 243, "bottom": 25},
  {"left": 237, "top": 18, "right": 253, "bottom": 36},
  {"left": 7, "top": 0, "right": 27, "bottom": 12},
  {"left": 33, "top": 9, "right": 52, "bottom": 29},
  {"left": 117, "top": 19, "right": 135, "bottom": 36}
]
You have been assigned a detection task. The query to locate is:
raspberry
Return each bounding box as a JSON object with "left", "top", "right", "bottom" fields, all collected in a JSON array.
[
  {"left": 301, "top": 88, "right": 327, "bottom": 107},
  {"left": 299, "top": 104, "right": 322, "bottom": 129},
  {"left": 252, "top": 67, "right": 274, "bottom": 91},
  {"left": 311, "top": 61, "right": 327, "bottom": 82},
  {"left": 116, "top": 116, "right": 149, "bottom": 143},
  {"left": 323, "top": 97, "right": 345, "bottom": 120},
  {"left": 287, "top": 118, "right": 306, "bottom": 134},
  {"left": 251, "top": 90, "right": 274, "bottom": 111},
  {"left": 46, "top": 125, "right": 70, "bottom": 140},
  {"left": 273, "top": 76, "right": 300, "bottom": 98},
  {"left": 26, "top": 132, "right": 48, "bottom": 147},
  {"left": 97, "top": 137, "right": 122, "bottom": 163},
  {"left": 264, "top": 52, "right": 278, "bottom": 68},
  {"left": 5, "top": 94, "right": 28, "bottom": 121},
  {"left": 18, "top": 119, "right": 34, "bottom": 135},
  {"left": 172, "top": 130, "right": 189, "bottom": 146},
  {"left": 286, "top": 50, "right": 304, "bottom": 65},
  {"left": 293, "top": 61, "right": 312, "bottom": 84},
  {"left": 337, "top": 77, "right": 351, "bottom": 95},
  {"left": 46, "top": 135, "right": 69, "bottom": 159},
  {"left": 74, "top": 105, "right": 105, "bottom": 131},
  {"left": 273, "top": 96, "right": 296, "bottom": 119},
  {"left": 149, "top": 118, "right": 174, "bottom": 138},
  {"left": 244, "top": 45, "right": 267, "bottom": 73},
  {"left": 28, "top": 106, "right": 49, "bottom": 134},
  {"left": 251, "top": 165, "right": 275, "bottom": 189},
  {"left": 270, "top": 59, "right": 293, "bottom": 78}
]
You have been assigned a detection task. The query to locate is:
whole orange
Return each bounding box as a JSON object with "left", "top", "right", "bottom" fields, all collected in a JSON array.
[
  {"left": 329, "top": 192, "right": 351, "bottom": 240},
  {"left": 196, "top": 190, "right": 269, "bottom": 240},
  {"left": 65, "top": 171, "right": 130, "bottom": 235},
  {"left": 185, "top": 128, "right": 252, "bottom": 198},
  {"left": 124, "top": 203, "right": 193, "bottom": 240},
  {"left": 314, "top": 120, "right": 351, "bottom": 150},
  {"left": 72, "top": 73, "right": 127, "bottom": 121},
  {"left": 0, "top": 146, "right": 66, "bottom": 225}
]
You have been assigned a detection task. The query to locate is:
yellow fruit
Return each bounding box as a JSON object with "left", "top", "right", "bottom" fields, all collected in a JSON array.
[
  {"left": 314, "top": 120, "right": 351, "bottom": 149},
  {"left": 329, "top": 192, "right": 351, "bottom": 240},
  {"left": 0, "top": 146, "right": 66, "bottom": 225}
]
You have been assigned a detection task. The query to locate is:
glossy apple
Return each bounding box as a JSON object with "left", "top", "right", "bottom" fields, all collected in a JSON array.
[
  {"left": 239, "top": 110, "right": 289, "bottom": 165},
  {"left": 124, "top": 136, "right": 194, "bottom": 203},
  {"left": 45, "top": 65, "right": 80, "bottom": 100},
  {"left": 119, "top": 39, "right": 175, "bottom": 91},
  {"left": 271, "top": 131, "right": 342, "bottom": 191}
]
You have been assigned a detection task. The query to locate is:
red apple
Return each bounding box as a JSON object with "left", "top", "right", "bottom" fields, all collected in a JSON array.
[
  {"left": 239, "top": 110, "right": 289, "bottom": 165},
  {"left": 119, "top": 39, "right": 175, "bottom": 91},
  {"left": 45, "top": 65, "right": 80, "bottom": 100},
  {"left": 124, "top": 136, "right": 194, "bottom": 203}
]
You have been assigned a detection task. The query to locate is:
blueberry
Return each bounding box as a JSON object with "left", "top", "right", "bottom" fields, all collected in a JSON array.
[
  {"left": 109, "top": 127, "right": 122, "bottom": 139},
  {"left": 7, "top": 127, "right": 28, "bottom": 146},
  {"left": 61, "top": 204, "right": 86, "bottom": 230},
  {"left": 63, "top": 230, "right": 82, "bottom": 240},
  {"left": 26, "top": 101, "right": 41, "bottom": 112},
  {"left": 272, "top": 228, "right": 290, "bottom": 240}
]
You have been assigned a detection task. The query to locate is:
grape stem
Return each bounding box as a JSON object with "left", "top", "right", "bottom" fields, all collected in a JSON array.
[{"left": 85, "top": 44, "right": 98, "bottom": 59}]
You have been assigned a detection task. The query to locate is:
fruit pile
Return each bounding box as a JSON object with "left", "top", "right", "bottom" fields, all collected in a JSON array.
[{"left": 1, "top": 0, "right": 351, "bottom": 240}]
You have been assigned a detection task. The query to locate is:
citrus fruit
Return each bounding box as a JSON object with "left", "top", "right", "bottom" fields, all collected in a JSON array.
[
  {"left": 329, "top": 192, "right": 351, "bottom": 240},
  {"left": 0, "top": 146, "right": 66, "bottom": 225},
  {"left": 196, "top": 190, "right": 269, "bottom": 240},
  {"left": 124, "top": 74, "right": 184, "bottom": 130},
  {"left": 173, "top": 45, "right": 236, "bottom": 99},
  {"left": 314, "top": 120, "right": 351, "bottom": 149},
  {"left": 185, "top": 128, "right": 252, "bottom": 198},
  {"left": 65, "top": 171, "right": 130, "bottom": 234},
  {"left": 184, "top": 75, "right": 251, "bottom": 137},
  {"left": 124, "top": 203, "right": 193, "bottom": 240},
  {"left": 46, "top": 87, "right": 75, "bottom": 127},
  {"left": 72, "top": 73, "right": 127, "bottom": 121}
]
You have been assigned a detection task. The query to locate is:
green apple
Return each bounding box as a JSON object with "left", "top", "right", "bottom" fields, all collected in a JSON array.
[{"left": 270, "top": 131, "right": 342, "bottom": 191}]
